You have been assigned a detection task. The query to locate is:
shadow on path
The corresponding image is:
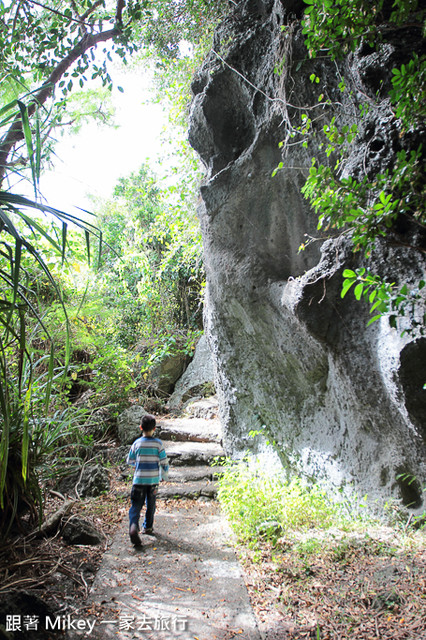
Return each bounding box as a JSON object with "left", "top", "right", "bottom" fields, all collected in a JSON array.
[
  {"left": 69, "top": 408, "right": 262, "bottom": 640},
  {"left": 73, "top": 498, "right": 261, "bottom": 640}
]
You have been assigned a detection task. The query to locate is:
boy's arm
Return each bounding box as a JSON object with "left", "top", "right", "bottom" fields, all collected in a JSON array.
[
  {"left": 126, "top": 445, "right": 136, "bottom": 467},
  {"left": 159, "top": 447, "right": 169, "bottom": 481}
]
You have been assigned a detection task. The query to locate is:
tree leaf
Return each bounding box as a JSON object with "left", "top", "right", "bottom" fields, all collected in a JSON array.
[
  {"left": 354, "top": 282, "right": 364, "bottom": 300},
  {"left": 342, "top": 269, "right": 356, "bottom": 278},
  {"left": 341, "top": 278, "right": 355, "bottom": 298}
]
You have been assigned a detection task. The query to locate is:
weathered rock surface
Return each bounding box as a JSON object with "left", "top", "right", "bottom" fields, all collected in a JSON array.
[
  {"left": 184, "top": 395, "right": 219, "bottom": 420},
  {"left": 169, "top": 334, "right": 215, "bottom": 409},
  {"left": 156, "top": 413, "right": 222, "bottom": 444},
  {"left": 188, "top": 0, "right": 426, "bottom": 510},
  {"left": 165, "top": 441, "right": 224, "bottom": 467},
  {"left": 61, "top": 516, "right": 103, "bottom": 546},
  {"left": 58, "top": 464, "right": 110, "bottom": 498},
  {"left": 151, "top": 351, "right": 190, "bottom": 396},
  {"left": 117, "top": 405, "right": 148, "bottom": 444}
]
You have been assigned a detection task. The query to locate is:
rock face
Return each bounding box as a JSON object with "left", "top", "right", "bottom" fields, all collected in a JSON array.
[
  {"left": 62, "top": 516, "right": 103, "bottom": 545},
  {"left": 169, "top": 334, "right": 215, "bottom": 409},
  {"left": 58, "top": 464, "right": 110, "bottom": 498},
  {"left": 151, "top": 351, "right": 190, "bottom": 396},
  {"left": 189, "top": 0, "right": 426, "bottom": 510},
  {"left": 117, "top": 405, "right": 148, "bottom": 444}
]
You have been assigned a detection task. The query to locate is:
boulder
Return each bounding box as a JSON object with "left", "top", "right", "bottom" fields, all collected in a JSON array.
[
  {"left": 117, "top": 405, "right": 148, "bottom": 444},
  {"left": 58, "top": 464, "right": 110, "bottom": 498},
  {"left": 61, "top": 516, "right": 103, "bottom": 545},
  {"left": 151, "top": 352, "right": 190, "bottom": 396},
  {"left": 169, "top": 334, "right": 215, "bottom": 409}
]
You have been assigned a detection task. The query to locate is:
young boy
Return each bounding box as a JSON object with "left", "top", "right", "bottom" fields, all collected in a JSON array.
[{"left": 126, "top": 414, "right": 169, "bottom": 546}]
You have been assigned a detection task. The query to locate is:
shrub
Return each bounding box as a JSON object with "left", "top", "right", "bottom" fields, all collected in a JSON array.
[{"left": 216, "top": 457, "right": 346, "bottom": 544}]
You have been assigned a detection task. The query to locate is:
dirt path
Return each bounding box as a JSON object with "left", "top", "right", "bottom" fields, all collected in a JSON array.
[{"left": 70, "top": 409, "right": 262, "bottom": 640}]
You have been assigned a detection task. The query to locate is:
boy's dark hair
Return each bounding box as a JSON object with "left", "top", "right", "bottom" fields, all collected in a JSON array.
[{"left": 141, "top": 414, "right": 156, "bottom": 432}]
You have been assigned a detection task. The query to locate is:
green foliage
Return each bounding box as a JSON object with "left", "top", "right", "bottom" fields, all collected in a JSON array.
[
  {"left": 217, "top": 459, "right": 425, "bottom": 567},
  {"left": 42, "top": 298, "right": 137, "bottom": 408},
  {"left": 302, "top": 0, "right": 380, "bottom": 58},
  {"left": 302, "top": 145, "right": 425, "bottom": 254},
  {"left": 0, "top": 0, "right": 143, "bottom": 186},
  {"left": 0, "top": 347, "right": 93, "bottom": 536},
  {"left": 294, "top": 0, "right": 426, "bottom": 334},
  {"left": 0, "top": 0, "right": 226, "bottom": 186},
  {"left": 62, "top": 88, "right": 117, "bottom": 135},
  {"left": 299, "top": 118, "right": 425, "bottom": 334},
  {"left": 302, "top": 0, "right": 425, "bottom": 60},
  {"left": 93, "top": 160, "right": 204, "bottom": 347},
  {"left": 113, "top": 165, "right": 162, "bottom": 231},
  {"left": 216, "top": 457, "right": 349, "bottom": 544},
  {"left": 135, "top": 0, "right": 228, "bottom": 59},
  {"left": 143, "top": 330, "right": 200, "bottom": 369},
  {"left": 341, "top": 268, "right": 426, "bottom": 332},
  {"left": 389, "top": 53, "right": 426, "bottom": 129},
  {"left": 0, "top": 190, "right": 105, "bottom": 526},
  {"left": 0, "top": 0, "right": 139, "bottom": 90},
  {"left": 0, "top": 0, "right": 224, "bottom": 539}
]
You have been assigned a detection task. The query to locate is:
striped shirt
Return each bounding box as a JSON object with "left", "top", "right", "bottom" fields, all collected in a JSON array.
[{"left": 127, "top": 436, "right": 169, "bottom": 485}]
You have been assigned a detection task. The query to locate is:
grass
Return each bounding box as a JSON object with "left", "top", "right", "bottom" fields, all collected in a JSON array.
[
  {"left": 216, "top": 457, "right": 426, "bottom": 639},
  {"left": 215, "top": 456, "right": 425, "bottom": 547}
]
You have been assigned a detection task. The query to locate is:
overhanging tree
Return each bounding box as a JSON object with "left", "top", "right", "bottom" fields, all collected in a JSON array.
[{"left": 0, "top": 0, "right": 140, "bottom": 185}]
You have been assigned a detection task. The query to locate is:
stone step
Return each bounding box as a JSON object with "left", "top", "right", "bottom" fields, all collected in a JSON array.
[
  {"left": 161, "top": 480, "right": 218, "bottom": 500},
  {"left": 165, "top": 440, "right": 224, "bottom": 467},
  {"left": 169, "top": 465, "right": 222, "bottom": 483},
  {"left": 156, "top": 416, "right": 222, "bottom": 444},
  {"left": 120, "top": 413, "right": 225, "bottom": 502},
  {"left": 162, "top": 465, "right": 223, "bottom": 500},
  {"left": 117, "top": 466, "right": 222, "bottom": 500}
]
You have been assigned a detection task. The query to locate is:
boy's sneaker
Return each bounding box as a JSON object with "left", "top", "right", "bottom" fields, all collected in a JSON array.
[
  {"left": 142, "top": 527, "right": 153, "bottom": 535},
  {"left": 129, "top": 524, "right": 142, "bottom": 546}
]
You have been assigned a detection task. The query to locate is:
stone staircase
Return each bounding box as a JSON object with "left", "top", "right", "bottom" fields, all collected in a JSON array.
[{"left": 155, "top": 398, "right": 225, "bottom": 500}]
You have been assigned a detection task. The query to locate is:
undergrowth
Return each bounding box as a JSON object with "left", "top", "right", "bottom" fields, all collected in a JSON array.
[{"left": 215, "top": 456, "right": 425, "bottom": 550}]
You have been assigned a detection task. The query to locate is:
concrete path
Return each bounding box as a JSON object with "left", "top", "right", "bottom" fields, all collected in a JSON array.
[
  {"left": 84, "top": 501, "right": 261, "bottom": 640},
  {"left": 74, "top": 408, "right": 262, "bottom": 640}
]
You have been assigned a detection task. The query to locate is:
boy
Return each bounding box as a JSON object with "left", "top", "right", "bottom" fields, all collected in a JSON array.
[{"left": 126, "top": 414, "right": 169, "bottom": 546}]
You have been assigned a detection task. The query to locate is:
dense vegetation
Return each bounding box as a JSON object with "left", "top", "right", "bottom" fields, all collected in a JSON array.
[{"left": 0, "top": 0, "right": 226, "bottom": 535}]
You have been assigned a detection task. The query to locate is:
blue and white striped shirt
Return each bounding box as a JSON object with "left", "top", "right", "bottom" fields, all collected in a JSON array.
[{"left": 127, "top": 436, "right": 169, "bottom": 485}]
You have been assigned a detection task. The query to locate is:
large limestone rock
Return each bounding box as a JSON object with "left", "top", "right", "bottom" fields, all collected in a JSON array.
[
  {"left": 151, "top": 352, "right": 190, "bottom": 396},
  {"left": 188, "top": 0, "right": 426, "bottom": 511},
  {"left": 169, "top": 334, "right": 215, "bottom": 409},
  {"left": 117, "top": 405, "right": 148, "bottom": 444}
]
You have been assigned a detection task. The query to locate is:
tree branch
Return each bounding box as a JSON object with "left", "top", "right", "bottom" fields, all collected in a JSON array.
[
  {"left": 0, "top": 25, "right": 120, "bottom": 186},
  {"left": 115, "top": 0, "right": 125, "bottom": 28},
  {"left": 81, "top": 0, "right": 104, "bottom": 22},
  {"left": 29, "top": 0, "right": 96, "bottom": 28}
]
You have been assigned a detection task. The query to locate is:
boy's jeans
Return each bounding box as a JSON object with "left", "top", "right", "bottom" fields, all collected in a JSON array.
[{"left": 129, "top": 484, "right": 158, "bottom": 531}]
